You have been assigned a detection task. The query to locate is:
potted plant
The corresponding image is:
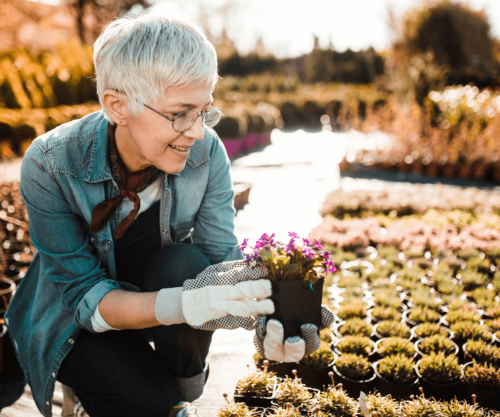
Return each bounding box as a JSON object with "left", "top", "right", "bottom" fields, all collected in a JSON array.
[
  {"left": 415, "top": 352, "right": 463, "bottom": 401},
  {"left": 334, "top": 319, "right": 372, "bottom": 338},
  {"left": 374, "top": 354, "right": 419, "bottom": 399},
  {"left": 234, "top": 363, "right": 277, "bottom": 407},
  {"left": 376, "top": 337, "right": 416, "bottom": 359},
  {"left": 333, "top": 336, "right": 375, "bottom": 358},
  {"left": 443, "top": 310, "right": 482, "bottom": 326},
  {"left": 254, "top": 352, "right": 290, "bottom": 378},
  {"left": 463, "top": 339, "right": 500, "bottom": 367},
  {"left": 296, "top": 342, "right": 337, "bottom": 390},
  {"left": 415, "top": 335, "right": 458, "bottom": 357},
  {"left": 368, "top": 307, "right": 401, "bottom": 323},
  {"left": 314, "top": 382, "right": 359, "bottom": 416},
  {"left": 332, "top": 354, "right": 376, "bottom": 398},
  {"left": 266, "top": 403, "right": 303, "bottom": 417},
  {"left": 373, "top": 320, "right": 411, "bottom": 340},
  {"left": 273, "top": 372, "right": 317, "bottom": 413},
  {"left": 463, "top": 361, "right": 500, "bottom": 411},
  {"left": 336, "top": 304, "right": 367, "bottom": 321},
  {"left": 373, "top": 292, "right": 403, "bottom": 310},
  {"left": 242, "top": 233, "right": 336, "bottom": 339},
  {"left": 400, "top": 392, "right": 438, "bottom": 417},
  {"left": 458, "top": 271, "right": 486, "bottom": 291},
  {"left": 404, "top": 307, "right": 441, "bottom": 326},
  {"left": 411, "top": 323, "right": 452, "bottom": 340},
  {"left": 218, "top": 394, "right": 261, "bottom": 417},
  {"left": 436, "top": 397, "right": 488, "bottom": 416},
  {"left": 450, "top": 322, "right": 493, "bottom": 355},
  {"left": 364, "top": 392, "right": 400, "bottom": 417}
]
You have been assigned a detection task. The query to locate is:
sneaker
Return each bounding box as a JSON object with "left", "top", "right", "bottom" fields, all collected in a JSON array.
[{"left": 169, "top": 402, "right": 199, "bottom": 417}]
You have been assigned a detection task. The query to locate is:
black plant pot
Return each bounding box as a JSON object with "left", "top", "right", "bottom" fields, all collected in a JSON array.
[
  {"left": 331, "top": 365, "right": 376, "bottom": 398},
  {"left": 256, "top": 361, "right": 291, "bottom": 379},
  {"left": 295, "top": 358, "right": 336, "bottom": 390},
  {"left": 268, "top": 278, "right": 324, "bottom": 340},
  {"left": 233, "top": 379, "right": 275, "bottom": 408},
  {"left": 463, "top": 362, "right": 500, "bottom": 411},
  {"left": 415, "top": 360, "right": 463, "bottom": 402},
  {"left": 410, "top": 324, "right": 453, "bottom": 340},
  {"left": 373, "top": 362, "right": 419, "bottom": 400}
]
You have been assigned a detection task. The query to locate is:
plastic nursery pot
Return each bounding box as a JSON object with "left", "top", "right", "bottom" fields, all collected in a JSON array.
[
  {"left": 295, "top": 355, "right": 338, "bottom": 390},
  {"left": 233, "top": 379, "right": 276, "bottom": 408},
  {"left": 331, "top": 364, "right": 376, "bottom": 398},
  {"left": 414, "top": 339, "right": 459, "bottom": 359},
  {"left": 255, "top": 360, "right": 291, "bottom": 379},
  {"left": 415, "top": 359, "right": 463, "bottom": 402},
  {"left": 0, "top": 278, "right": 15, "bottom": 314},
  {"left": 373, "top": 361, "right": 419, "bottom": 400},
  {"left": 410, "top": 324, "right": 453, "bottom": 341},
  {"left": 268, "top": 278, "right": 324, "bottom": 340},
  {"left": 0, "top": 324, "right": 7, "bottom": 375},
  {"left": 463, "top": 362, "right": 500, "bottom": 411}
]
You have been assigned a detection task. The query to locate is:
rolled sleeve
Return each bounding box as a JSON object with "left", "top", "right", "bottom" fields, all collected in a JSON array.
[
  {"left": 192, "top": 132, "right": 243, "bottom": 264},
  {"left": 21, "top": 144, "right": 138, "bottom": 333}
]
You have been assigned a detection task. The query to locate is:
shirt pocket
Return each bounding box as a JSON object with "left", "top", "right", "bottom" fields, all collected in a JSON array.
[
  {"left": 171, "top": 220, "right": 195, "bottom": 244},
  {"left": 88, "top": 232, "right": 112, "bottom": 269}
]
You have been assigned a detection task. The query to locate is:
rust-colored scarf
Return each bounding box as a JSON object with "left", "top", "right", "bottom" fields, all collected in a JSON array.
[{"left": 90, "top": 124, "right": 159, "bottom": 240}]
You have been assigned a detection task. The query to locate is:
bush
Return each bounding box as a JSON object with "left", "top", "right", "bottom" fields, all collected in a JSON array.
[
  {"left": 365, "top": 392, "right": 400, "bottom": 417},
  {"left": 377, "top": 354, "right": 417, "bottom": 386},
  {"left": 376, "top": 321, "right": 411, "bottom": 339},
  {"left": 371, "top": 307, "right": 401, "bottom": 321},
  {"left": 274, "top": 376, "right": 313, "bottom": 408},
  {"left": 315, "top": 386, "right": 359, "bottom": 417},
  {"left": 336, "top": 336, "right": 374, "bottom": 356},
  {"left": 418, "top": 352, "right": 462, "bottom": 384},
  {"left": 417, "top": 335, "right": 456, "bottom": 356},
  {"left": 335, "top": 354, "right": 373, "bottom": 381},
  {"left": 236, "top": 370, "right": 276, "bottom": 397},
  {"left": 465, "top": 362, "right": 500, "bottom": 392},
  {"left": 465, "top": 339, "right": 500, "bottom": 366},
  {"left": 336, "top": 304, "right": 367, "bottom": 321},
  {"left": 450, "top": 321, "right": 492, "bottom": 343},
  {"left": 413, "top": 323, "right": 449, "bottom": 338},
  {"left": 377, "top": 337, "right": 416, "bottom": 358},
  {"left": 337, "top": 319, "right": 372, "bottom": 338},
  {"left": 444, "top": 309, "right": 481, "bottom": 324},
  {"left": 408, "top": 307, "right": 440, "bottom": 324}
]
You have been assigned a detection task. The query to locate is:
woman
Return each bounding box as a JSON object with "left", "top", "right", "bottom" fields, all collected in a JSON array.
[{"left": 5, "top": 13, "right": 328, "bottom": 417}]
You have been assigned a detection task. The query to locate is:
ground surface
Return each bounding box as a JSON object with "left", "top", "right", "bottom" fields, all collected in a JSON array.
[{"left": 2, "top": 128, "right": 495, "bottom": 416}]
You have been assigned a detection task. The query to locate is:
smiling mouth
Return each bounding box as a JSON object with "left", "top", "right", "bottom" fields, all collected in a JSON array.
[{"left": 169, "top": 144, "right": 190, "bottom": 153}]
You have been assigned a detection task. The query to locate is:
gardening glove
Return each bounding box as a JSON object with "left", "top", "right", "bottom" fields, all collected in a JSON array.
[
  {"left": 155, "top": 260, "right": 274, "bottom": 331},
  {"left": 253, "top": 304, "right": 336, "bottom": 362}
]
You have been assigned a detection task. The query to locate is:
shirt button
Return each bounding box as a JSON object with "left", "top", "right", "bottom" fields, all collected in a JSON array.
[
  {"left": 46, "top": 401, "right": 50, "bottom": 406},
  {"left": 162, "top": 229, "right": 167, "bottom": 233},
  {"left": 68, "top": 339, "right": 74, "bottom": 344},
  {"left": 52, "top": 372, "right": 56, "bottom": 378}
]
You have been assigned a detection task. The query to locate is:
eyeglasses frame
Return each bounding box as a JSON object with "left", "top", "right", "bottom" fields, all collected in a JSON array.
[{"left": 142, "top": 103, "right": 224, "bottom": 133}]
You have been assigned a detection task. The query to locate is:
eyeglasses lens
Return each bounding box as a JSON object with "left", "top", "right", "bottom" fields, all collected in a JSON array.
[{"left": 173, "top": 109, "right": 223, "bottom": 132}]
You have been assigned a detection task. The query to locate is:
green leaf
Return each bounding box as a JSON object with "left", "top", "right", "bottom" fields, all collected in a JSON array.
[
  {"left": 283, "top": 263, "right": 299, "bottom": 280},
  {"left": 259, "top": 248, "right": 274, "bottom": 261}
]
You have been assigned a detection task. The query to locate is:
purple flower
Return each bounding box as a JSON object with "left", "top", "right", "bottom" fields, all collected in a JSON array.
[
  {"left": 288, "top": 231, "right": 299, "bottom": 239},
  {"left": 302, "top": 247, "right": 315, "bottom": 260},
  {"left": 241, "top": 238, "right": 249, "bottom": 251},
  {"left": 313, "top": 239, "right": 323, "bottom": 250},
  {"left": 285, "top": 239, "right": 298, "bottom": 254}
]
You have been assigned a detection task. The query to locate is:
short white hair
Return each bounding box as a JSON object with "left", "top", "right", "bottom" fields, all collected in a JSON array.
[{"left": 94, "top": 13, "right": 219, "bottom": 124}]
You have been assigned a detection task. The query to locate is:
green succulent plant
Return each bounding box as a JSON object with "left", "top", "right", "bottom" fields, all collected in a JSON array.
[
  {"left": 417, "top": 335, "right": 456, "bottom": 356},
  {"left": 371, "top": 307, "right": 401, "bottom": 321},
  {"left": 470, "top": 287, "right": 496, "bottom": 307},
  {"left": 373, "top": 292, "right": 402, "bottom": 309},
  {"left": 314, "top": 386, "right": 359, "bottom": 417},
  {"left": 418, "top": 352, "right": 462, "bottom": 384},
  {"left": 335, "top": 354, "right": 373, "bottom": 381},
  {"left": 300, "top": 342, "right": 336, "bottom": 368},
  {"left": 274, "top": 375, "right": 313, "bottom": 408},
  {"left": 408, "top": 306, "right": 440, "bottom": 324},
  {"left": 217, "top": 395, "right": 260, "bottom": 417},
  {"left": 376, "top": 320, "right": 411, "bottom": 338},
  {"left": 450, "top": 321, "right": 492, "bottom": 343},
  {"left": 409, "top": 291, "right": 441, "bottom": 310},
  {"left": 377, "top": 337, "right": 416, "bottom": 358},
  {"left": 365, "top": 392, "right": 400, "bottom": 417},
  {"left": 465, "top": 339, "right": 500, "bottom": 367},
  {"left": 236, "top": 369, "right": 276, "bottom": 397},
  {"left": 465, "top": 256, "right": 491, "bottom": 273},
  {"left": 413, "top": 323, "right": 449, "bottom": 338},
  {"left": 377, "top": 354, "right": 417, "bottom": 385},
  {"left": 336, "top": 304, "right": 367, "bottom": 321},
  {"left": 486, "top": 306, "right": 500, "bottom": 319},
  {"left": 436, "top": 279, "right": 463, "bottom": 296},
  {"left": 444, "top": 309, "right": 481, "bottom": 324},
  {"left": 267, "top": 404, "right": 303, "bottom": 417},
  {"left": 336, "top": 336, "right": 374, "bottom": 356},
  {"left": 337, "top": 319, "right": 372, "bottom": 338},
  {"left": 446, "top": 299, "right": 475, "bottom": 311},
  {"left": 465, "top": 361, "right": 500, "bottom": 392},
  {"left": 437, "top": 397, "right": 488, "bottom": 417},
  {"left": 400, "top": 395, "right": 439, "bottom": 417}
]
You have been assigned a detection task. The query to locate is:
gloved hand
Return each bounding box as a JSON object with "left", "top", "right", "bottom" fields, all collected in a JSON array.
[
  {"left": 253, "top": 305, "right": 336, "bottom": 362},
  {"left": 181, "top": 260, "right": 274, "bottom": 330}
]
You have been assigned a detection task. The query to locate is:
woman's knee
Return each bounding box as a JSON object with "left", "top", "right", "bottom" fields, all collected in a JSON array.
[{"left": 145, "top": 244, "right": 211, "bottom": 290}]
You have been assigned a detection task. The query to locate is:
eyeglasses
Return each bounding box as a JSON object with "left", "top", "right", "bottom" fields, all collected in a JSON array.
[{"left": 143, "top": 103, "right": 224, "bottom": 133}]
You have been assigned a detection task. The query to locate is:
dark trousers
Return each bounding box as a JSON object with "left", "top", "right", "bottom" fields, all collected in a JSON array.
[{"left": 57, "top": 202, "right": 213, "bottom": 417}]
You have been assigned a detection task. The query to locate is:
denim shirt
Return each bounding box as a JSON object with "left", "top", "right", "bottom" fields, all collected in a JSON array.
[{"left": 4, "top": 111, "right": 242, "bottom": 417}]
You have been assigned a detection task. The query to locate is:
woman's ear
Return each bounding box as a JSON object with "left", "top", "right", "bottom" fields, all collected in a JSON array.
[{"left": 102, "top": 90, "right": 131, "bottom": 126}]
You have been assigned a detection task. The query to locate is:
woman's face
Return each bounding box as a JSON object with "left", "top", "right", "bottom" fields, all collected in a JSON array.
[{"left": 106, "top": 83, "right": 213, "bottom": 174}]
